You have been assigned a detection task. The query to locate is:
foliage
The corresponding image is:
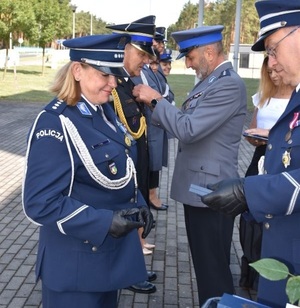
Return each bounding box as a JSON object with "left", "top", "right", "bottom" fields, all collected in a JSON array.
[
  {"left": 75, "top": 11, "right": 110, "bottom": 36},
  {"left": 167, "top": 0, "right": 259, "bottom": 54},
  {"left": 0, "top": 0, "right": 38, "bottom": 77},
  {"left": 1, "top": 0, "right": 261, "bottom": 56},
  {"left": 31, "top": 0, "right": 71, "bottom": 74},
  {"left": 250, "top": 258, "right": 300, "bottom": 306},
  {"left": 0, "top": 0, "right": 38, "bottom": 48}
]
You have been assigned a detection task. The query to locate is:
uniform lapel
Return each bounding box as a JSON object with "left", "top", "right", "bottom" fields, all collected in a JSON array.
[
  {"left": 276, "top": 90, "right": 300, "bottom": 124},
  {"left": 79, "top": 100, "right": 125, "bottom": 146},
  {"left": 97, "top": 104, "right": 126, "bottom": 145}
]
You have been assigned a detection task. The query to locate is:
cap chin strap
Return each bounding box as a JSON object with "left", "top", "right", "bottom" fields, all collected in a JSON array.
[
  {"left": 259, "top": 21, "right": 287, "bottom": 36},
  {"left": 81, "top": 58, "right": 124, "bottom": 68}
]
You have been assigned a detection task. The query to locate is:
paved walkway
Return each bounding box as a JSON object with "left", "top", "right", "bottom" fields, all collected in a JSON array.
[{"left": 0, "top": 101, "right": 256, "bottom": 308}]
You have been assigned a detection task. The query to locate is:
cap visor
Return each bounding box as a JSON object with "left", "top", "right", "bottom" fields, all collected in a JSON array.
[
  {"left": 252, "top": 29, "right": 277, "bottom": 51},
  {"left": 131, "top": 43, "right": 156, "bottom": 58},
  {"left": 90, "top": 65, "right": 129, "bottom": 77},
  {"left": 176, "top": 51, "right": 187, "bottom": 60}
]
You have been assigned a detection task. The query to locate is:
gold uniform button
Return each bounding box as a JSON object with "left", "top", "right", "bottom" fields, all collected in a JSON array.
[
  {"left": 264, "top": 222, "right": 270, "bottom": 229},
  {"left": 92, "top": 246, "right": 98, "bottom": 252}
]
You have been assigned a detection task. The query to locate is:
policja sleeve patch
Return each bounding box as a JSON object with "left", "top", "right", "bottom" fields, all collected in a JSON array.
[{"left": 35, "top": 128, "right": 64, "bottom": 142}]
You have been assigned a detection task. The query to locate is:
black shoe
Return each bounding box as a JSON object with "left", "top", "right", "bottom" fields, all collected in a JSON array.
[
  {"left": 149, "top": 202, "right": 168, "bottom": 211},
  {"left": 147, "top": 271, "right": 157, "bottom": 282},
  {"left": 126, "top": 280, "right": 156, "bottom": 294}
]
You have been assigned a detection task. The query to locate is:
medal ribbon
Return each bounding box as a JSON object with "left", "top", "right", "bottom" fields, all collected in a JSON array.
[{"left": 289, "top": 112, "right": 300, "bottom": 130}]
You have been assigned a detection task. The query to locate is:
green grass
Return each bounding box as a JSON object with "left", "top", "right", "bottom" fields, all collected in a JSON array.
[
  {"left": 0, "top": 66, "right": 258, "bottom": 111},
  {"left": 0, "top": 66, "right": 56, "bottom": 103},
  {"left": 168, "top": 74, "right": 258, "bottom": 111}
]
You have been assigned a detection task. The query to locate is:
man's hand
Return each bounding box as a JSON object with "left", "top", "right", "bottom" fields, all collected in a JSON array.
[
  {"left": 132, "top": 84, "right": 161, "bottom": 105},
  {"left": 201, "top": 178, "right": 248, "bottom": 216},
  {"left": 109, "top": 208, "right": 143, "bottom": 238},
  {"left": 137, "top": 206, "right": 154, "bottom": 239}
]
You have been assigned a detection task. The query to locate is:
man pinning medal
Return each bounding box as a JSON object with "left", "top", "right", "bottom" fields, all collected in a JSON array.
[{"left": 133, "top": 25, "right": 247, "bottom": 305}]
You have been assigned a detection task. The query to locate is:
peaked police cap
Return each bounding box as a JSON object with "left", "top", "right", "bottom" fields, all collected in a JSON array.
[
  {"left": 106, "top": 15, "right": 156, "bottom": 57},
  {"left": 252, "top": 0, "right": 300, "bottom": 51},
  {"left": 63, "top": 33, "right": 130, "bottom": 77},
  {"left": 171, "top": 25, "right": 224, "bottom": 60}
]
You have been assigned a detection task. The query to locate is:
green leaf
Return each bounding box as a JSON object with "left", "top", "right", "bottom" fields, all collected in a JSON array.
[
  {"left": 286, "top": 276, "right": 300, "bottom": 305},
  {"left": 250, "top": 258, "right": 290, "bottom": 281}
]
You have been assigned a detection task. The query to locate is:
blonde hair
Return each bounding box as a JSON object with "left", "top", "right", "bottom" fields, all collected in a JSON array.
[
  {"left": 257, "top": 56, "right": 279, "bottom": 108},
  {"left": 49, "top": 61, "right": 82, "bottom": 106}
]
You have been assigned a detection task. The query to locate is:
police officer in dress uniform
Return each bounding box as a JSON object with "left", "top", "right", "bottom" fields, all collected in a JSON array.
[
  {"left": 106, "top": 17, "right": 157, "bottom": 294},
  {"left": 131, "top": 23, "right": 170, "bottom": 211},
  {"left": 201, "top": 1, "right": 300, "bottom": 307},
  {"left": 133, "top": 26, "right": 247, "bottom": 305},
  {"left": 22, "top": 34, "right": 153, "bottom": 308},
  {"left": 158, "top": 48, "right": 175, "bottom": 105}
]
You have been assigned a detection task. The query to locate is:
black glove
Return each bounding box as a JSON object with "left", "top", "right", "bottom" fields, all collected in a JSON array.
[
  {"left": 109, "top": 208, "right": 143, "bottom": 238},
  {"left": 201, "top": 178, "right": 248, "bottom": 217},
  {"left": 137, "top": 206, "right": 154, "bottom": 239}
]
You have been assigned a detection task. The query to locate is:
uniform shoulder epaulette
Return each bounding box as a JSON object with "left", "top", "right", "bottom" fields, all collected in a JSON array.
[{"left": 44, "top": 98, "right": 67, "bottom": 115}]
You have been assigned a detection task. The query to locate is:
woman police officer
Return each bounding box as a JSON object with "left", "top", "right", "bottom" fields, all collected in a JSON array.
[{"left": 22, "top": 33, "right": 153, "bottom": 308}]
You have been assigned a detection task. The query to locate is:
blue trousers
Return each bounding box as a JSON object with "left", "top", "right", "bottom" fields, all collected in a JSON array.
[{"left": 42, "top": 282, "right": 118, "bottom": 308}]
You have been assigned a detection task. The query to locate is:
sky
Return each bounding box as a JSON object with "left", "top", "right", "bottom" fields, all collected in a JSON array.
[{"left": 71, "top": 0, "right": 199, "bottom": 28}]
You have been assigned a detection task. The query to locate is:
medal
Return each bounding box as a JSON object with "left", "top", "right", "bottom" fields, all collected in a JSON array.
[
  {"left": 125, "top": 135, "right": 131, "bottom": 146},
  {"left": 285, "top": 130, "right": 292, "bottom": 142},
  {"left": 282, "top": 149, "right": 291, "bottom": 168},
  {"left": 116, "top": 119, "right": 132, "bottom": 146},
  {"left": 108, "top": 160, "right": 118, "bottom": 175}
]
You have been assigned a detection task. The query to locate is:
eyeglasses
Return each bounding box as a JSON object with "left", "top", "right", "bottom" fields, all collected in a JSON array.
[{"left": 266, "top": 26, "right": 300, "bottom": 59}]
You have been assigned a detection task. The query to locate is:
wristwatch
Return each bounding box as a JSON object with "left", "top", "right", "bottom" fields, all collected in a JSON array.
[{"left": 151, "top": 97, "right": 163, "bottom": 109}]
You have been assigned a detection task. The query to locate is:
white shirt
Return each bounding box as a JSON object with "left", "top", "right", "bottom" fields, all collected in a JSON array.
[{"left": 252, "top": 92, "right": 289, "bottom": 129}]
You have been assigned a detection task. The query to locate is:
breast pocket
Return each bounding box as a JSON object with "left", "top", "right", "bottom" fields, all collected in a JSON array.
[
  {"left": 77, "top": 137, "right": 121, "bottom": 180},
  {"left": 188, "top": 159, "right": 221, "bottom": 186}
]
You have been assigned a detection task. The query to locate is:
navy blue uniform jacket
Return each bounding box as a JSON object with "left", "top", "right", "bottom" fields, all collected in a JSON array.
[
  {"left": 245, "top": 89, "right": 300, "bottom": 307},
  {"left": 22, "top": 97, "right": 147, "bottom": 292}
]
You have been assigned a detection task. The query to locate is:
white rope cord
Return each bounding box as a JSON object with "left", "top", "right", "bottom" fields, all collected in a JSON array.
[{"left": 59, "top": 115, "right": 137, "bottom": 190}]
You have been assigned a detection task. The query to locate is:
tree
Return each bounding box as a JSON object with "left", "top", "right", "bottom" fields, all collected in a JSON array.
[
  {"left": 32, "top": 0, "right": 70, "bottom": 75},
  {"left": 166, "top": 0, "right": 259, "bottom": 54},
  {"left": 74, "top": 11, "right": 110, "bottom": 37},
  {"left": 0, "top": 0, "right": 38, "bottom": 78}
]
